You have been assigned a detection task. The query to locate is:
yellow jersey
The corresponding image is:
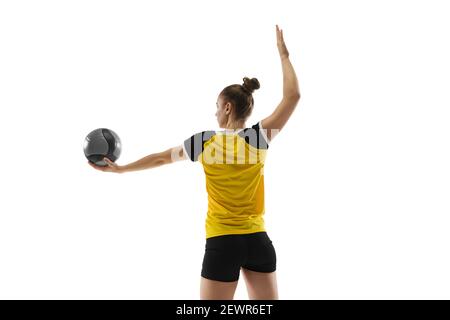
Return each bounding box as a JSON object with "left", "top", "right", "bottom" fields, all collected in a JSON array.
[{"left": 183, "top": 121, "right": 270, "bottom": 239}]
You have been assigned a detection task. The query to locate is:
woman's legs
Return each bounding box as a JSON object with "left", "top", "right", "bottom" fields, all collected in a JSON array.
[
  {"left": 200, "top": 276, "right": 239, "bottom": 300},
  {"left": 241, "top": 268, "right": 279, "bottom": 299},
  {"left": 200, "top": 270, "right": 278, "bottom": 300}
]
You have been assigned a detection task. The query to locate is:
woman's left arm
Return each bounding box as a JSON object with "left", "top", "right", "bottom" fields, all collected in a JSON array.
[{"left": 88, "top": 145, "right": 187, "bottom": 173}]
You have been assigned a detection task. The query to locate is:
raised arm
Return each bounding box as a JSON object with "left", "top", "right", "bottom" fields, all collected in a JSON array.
[
  {"left": 261, "top": 25, "right": 301, "bottom": 141},
  {"left": 88, "top": 145, "right": 187, "bottom": 173}
]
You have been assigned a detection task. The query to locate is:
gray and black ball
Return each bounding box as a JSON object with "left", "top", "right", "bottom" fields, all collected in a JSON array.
[{"left": 84, "top": 128, "right": 121, "bottom": 167}]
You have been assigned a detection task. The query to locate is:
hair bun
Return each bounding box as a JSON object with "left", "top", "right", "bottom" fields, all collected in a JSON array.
[{"left": 242, "top": 77, "right": 260, "bottom": 94}]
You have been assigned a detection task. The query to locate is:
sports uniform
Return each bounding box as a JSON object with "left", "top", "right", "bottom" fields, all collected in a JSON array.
[{"left": 183, "top": 121, "right": 276, "bottom": 282}]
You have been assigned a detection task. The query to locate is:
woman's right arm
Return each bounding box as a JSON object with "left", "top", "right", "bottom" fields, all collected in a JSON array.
[{"left": 261, "top": 25, "right": 301, "bottom": 141}]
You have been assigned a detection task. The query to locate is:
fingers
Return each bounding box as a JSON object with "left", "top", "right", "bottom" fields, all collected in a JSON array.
[
  {"left": 276, "top": 24, "right": 284, "bottom": 43},
  {"left": 104, "top": 158, "right": 119, "bottom": 172},
  {"left": 87, "top": 157, "right": 118, "bottom": 172}
]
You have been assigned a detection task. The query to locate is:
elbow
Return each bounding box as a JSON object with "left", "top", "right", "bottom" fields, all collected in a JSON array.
[{"left": 284, "top": 92, "right": 301, "bottom": 101}]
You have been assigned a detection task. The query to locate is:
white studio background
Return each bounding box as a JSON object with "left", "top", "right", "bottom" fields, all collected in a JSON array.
[{"left": 0, "top": 0, "right": 449, "bottom": 299}]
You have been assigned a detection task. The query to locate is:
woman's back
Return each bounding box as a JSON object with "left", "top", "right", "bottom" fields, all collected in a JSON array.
[{"left": 183, "top": 121, "right": 270, "bottom": 239}]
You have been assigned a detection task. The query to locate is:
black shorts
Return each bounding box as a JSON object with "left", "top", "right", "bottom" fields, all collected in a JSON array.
[{"left": 201, "top": 231, "right": 277, "bottom": 282}]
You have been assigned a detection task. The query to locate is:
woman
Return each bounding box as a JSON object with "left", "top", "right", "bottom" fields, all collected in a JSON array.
[{"left": 89, "top": 25, "right": 300, "bottom": 300}]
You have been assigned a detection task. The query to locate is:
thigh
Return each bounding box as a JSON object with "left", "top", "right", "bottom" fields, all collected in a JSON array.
[
  {"left": 200, "top": 276, "right": 239, "bottom": 300},
  {"left": 241, "top": 268, "right": 278, "bottom": 300}
]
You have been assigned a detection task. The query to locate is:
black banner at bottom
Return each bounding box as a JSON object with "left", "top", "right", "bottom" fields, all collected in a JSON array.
[{"left": 0, "top": 299, "right": 447, "bottom": 319}]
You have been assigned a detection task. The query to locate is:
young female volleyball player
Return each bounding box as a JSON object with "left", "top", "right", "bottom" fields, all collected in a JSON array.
[{"left": 89, "top": 25, "right": 300, "bottom": 300}]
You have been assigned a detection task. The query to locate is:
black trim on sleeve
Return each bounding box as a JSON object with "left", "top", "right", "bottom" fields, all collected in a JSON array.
[
  {"left": 183, "top": 130, "right": 216, "bottom": 161},
  {"left": 238, "top": 122, "right": 269, "bottom": 150}
]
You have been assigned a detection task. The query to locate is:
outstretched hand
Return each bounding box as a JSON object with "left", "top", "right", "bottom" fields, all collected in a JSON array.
[
  {"left": 88, "top": 157, "right": 123, "bottom": 173},
  {"left": 276, "top": 24, "right": 289, "bottom": 59}
]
